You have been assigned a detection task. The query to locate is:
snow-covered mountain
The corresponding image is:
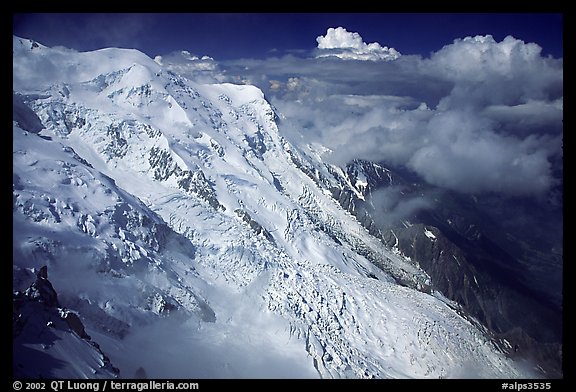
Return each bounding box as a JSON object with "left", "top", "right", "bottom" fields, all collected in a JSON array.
[{"left": 13, "top": 36, "right": 540, "bottom": 379}]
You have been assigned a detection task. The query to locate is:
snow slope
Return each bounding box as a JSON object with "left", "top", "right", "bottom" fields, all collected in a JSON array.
[{"left": 13, "top": 36, "right": 534, "bottom": 379}]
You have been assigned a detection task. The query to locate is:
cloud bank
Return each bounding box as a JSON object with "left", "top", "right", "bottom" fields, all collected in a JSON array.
[{"left": 158, "top": 30, "right": 563, "bottom": 198}]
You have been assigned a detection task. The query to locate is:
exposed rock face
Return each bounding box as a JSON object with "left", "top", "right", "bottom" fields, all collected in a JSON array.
[
  {"left": 13, "top": 266, "right": 120, "bottom": 378},
  {"left": 235, "top": 208, "right": 274, "bottom": 243},
  {"left": 61, "top": 311, "right": 91, "bottom": 339},
  {"left": 22, "top": 266, "right": 60, "bottom": 307}
]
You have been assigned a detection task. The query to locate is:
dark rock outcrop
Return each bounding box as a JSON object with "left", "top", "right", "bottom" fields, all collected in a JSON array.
[
  {"left": 22, "top": 266, "right": 59, "bottom": 307},
  {"left": 13, "top": 266, "right": 120, "bottom": 378}
]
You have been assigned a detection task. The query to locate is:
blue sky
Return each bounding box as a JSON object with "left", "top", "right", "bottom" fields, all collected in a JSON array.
[{"left": 13, "top": 13, "right": 563, "bottom": 60}]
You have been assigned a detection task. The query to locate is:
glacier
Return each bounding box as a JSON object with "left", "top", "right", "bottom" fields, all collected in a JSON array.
[{"left": 13, "top": 36, "right": 536, "bottom": 379}]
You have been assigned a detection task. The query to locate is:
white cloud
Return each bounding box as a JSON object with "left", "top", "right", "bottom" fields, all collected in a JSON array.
[
  {"left": 406, "top": 110, "right": 560, "bottom": 196},
  {"left": 269, "top": 79, "right": 282, "bottom": 91},
  {"left": 316, "top": 27, "right": 401, "bottom": 61},
  {"left": 286, "top": 77, "right": 301, "bottom": 91},
  {"left": 483, "top": 99, "right": 563, "bottom": 136},
  {"left": 428, "top": 35, "right": 563, "bottom": 109},
  {"left": 303, "top": 36, "right": 561, "bottom": 197},
  {"left": 365, "top": 186, "right": 433, "bottom": 229},
  {"left": 430, "top": 35, "right": 548, "bottom": 81},
  {"left": 156, "top": 50, "right": 224, "bottom": 83}
]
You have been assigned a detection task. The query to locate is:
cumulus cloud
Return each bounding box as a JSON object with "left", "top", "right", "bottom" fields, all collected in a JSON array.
[
  {"left": 158, "top": 32, "right": 562, "bottom": 198},
  {"left": 316, "top": 27, "right": 401, "bottom": 61},
  {"left": 428, "top": 35, "right": 563, "bottom": 109}
]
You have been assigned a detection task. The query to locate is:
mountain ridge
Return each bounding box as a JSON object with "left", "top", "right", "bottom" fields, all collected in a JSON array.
[{"left": 12, "top": 36, "right": 551, "bottom": 379}]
